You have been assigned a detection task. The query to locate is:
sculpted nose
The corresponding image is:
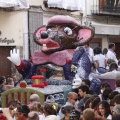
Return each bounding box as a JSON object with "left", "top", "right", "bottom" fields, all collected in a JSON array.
[{"left": 41, "top": 32, "right": 48, "bottom": 39}]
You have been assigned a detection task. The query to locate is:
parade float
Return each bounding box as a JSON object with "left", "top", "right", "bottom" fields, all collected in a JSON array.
[{"left": 1, "top": 15, "right": 95, "bottom": 107}]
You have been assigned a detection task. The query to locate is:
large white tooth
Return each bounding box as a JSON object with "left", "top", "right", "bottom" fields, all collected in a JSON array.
[{"left": 43, "top": 44, "right": 46, "bottom": 47}]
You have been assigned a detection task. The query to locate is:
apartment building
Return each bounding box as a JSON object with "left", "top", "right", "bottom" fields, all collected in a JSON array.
[{"left": 85, "top": 0, "right": 120, "bottom": 59}]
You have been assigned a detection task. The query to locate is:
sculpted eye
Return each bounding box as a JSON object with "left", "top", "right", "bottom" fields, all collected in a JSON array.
[
  {"left": 64, "top": 27, "right": 72, "bottom": 35},
  {"left": 47, "top": 28, "right": 52, "bottom": 33}
]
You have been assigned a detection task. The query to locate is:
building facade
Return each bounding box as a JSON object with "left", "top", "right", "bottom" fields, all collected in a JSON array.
[{"left": 85, "top": 0, "right": 120, "bottom": 59}]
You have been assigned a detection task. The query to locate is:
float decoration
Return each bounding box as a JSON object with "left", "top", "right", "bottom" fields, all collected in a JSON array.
[
  {"left": 31, "top": 75, "right": 48, "bottom": 88},
  {"left": 40, "top": 68, "right": 47, "bottom": 73},
  {"left": 72, "top": 74, "right": 82, "bottom": 89},
  {"left": 40, "top": 68, "right": 47, "bottom": 81},
  {"left": 7, "top": 15, "right": 95, "bottom": 83},
  {"left": 20, "top": 81, "right": 27, "bottom": 88},
  {"left": 71, "top": 46, "right": 91, "bottom": 80}
]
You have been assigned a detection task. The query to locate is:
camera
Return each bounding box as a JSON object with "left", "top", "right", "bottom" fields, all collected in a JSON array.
[{"left": 0, "top": 108, "right": 3, "bottom": 113}]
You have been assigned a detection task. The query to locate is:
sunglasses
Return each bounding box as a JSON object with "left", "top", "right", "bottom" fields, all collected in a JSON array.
[
  {"left": 15, "top": 111, "right": 27, "bottom": 116},
  {"left": 14, "top": 99, "right": 21, "bottom": 104},
  {"left": 71, "top": 98, "right": 78, "bottom": 101},
  {"left": 70, "top": 116, "right": 79, "bottom": 120}
]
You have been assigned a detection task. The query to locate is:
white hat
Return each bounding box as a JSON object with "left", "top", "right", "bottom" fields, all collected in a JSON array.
[{"left": 45, "top": 115, "right": 60, "bottom": 120}]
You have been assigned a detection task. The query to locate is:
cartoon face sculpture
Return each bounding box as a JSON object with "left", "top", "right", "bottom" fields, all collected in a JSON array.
[
  {"left": 72, "top": 74, "right": 82, "bottom": 89},
  {"left": 34, "top": 15, "right": 94, "bottom": 54}
]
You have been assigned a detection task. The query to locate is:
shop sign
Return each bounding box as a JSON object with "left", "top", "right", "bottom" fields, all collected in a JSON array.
[{"left": 0, "top": 38, "right": 15, "bottom": 45}]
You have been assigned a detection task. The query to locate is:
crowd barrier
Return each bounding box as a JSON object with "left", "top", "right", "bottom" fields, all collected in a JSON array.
[{"left": 1, "top": 85, "right": 72, "bottom": 107}]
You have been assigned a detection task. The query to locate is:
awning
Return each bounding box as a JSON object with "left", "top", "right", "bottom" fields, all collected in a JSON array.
[
  {"left": 92, "top": 22, "right": 120, "bottom": 35},
  {"left": 47, "top": 0, "right": 85, "bottom": 11},
  {"left": 0, "top": 0, "right": 29, "bottom": 9}
]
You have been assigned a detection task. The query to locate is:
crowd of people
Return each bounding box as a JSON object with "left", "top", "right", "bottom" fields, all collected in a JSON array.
[
  {"left": 84, "top": 42, "right": 119, "bottom": 74},
  {"left": 1, "top": 79, "right": 120, "bottom": 120},
  {"left": 0, "top": 42, "right": 120, "bottom": 120}
]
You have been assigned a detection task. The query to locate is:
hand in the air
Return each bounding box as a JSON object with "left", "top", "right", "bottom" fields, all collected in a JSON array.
[
  {"left": 7, "top": 49, "right": 21, "bottom": 66},
  {"left": 2, "top": 108, "right": 12, "bottom": 120}
]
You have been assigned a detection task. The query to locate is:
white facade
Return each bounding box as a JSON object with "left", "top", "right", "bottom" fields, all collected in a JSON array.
[
  {"left": 1, "top": 0, "right": 119, "bottom": 57},
  {"left": 0, "top": 11, "right": 24, "bottom": 46},
  {"left": 27, "top": 0, "right": 42, "bottom": 6},
  {"left": 0, "top": 11, "right": 29, "bottom": 59}
]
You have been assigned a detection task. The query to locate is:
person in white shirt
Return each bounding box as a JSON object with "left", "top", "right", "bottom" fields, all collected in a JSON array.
[
  {"left": 114, "top": 79, "right": 120, "bottom": 93},
  {"left": 106, "top": 43, "right": 118, "bottom": 64},
  {"left": 93, "top": 47, "right": 107, "bottom": 74},
  {"left": 84, "top": 43, "right": 94, "bottom": 63},
  {"left": 45, "top": 115, "right": 60, "bottom": 120},
  {"left": 94, "top": 62, "right": 120, "bottom": 80}
]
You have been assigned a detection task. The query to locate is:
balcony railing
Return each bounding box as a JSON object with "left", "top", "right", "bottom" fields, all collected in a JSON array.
[{"left": 91, "top": 4, "right": 120, "bottom": 16}]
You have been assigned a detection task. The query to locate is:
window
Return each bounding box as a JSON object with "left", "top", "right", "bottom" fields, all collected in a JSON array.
[
  {"left": 28, "top": 11, "right": 43, "bottom": 57},
  {"left": 89, "top": 38, "right": 102, "bottom": 49}
]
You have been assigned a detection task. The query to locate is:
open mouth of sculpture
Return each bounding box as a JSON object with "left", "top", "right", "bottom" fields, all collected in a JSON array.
[{"left": 41, "top": 39, "right": 60, "bottom": 52}]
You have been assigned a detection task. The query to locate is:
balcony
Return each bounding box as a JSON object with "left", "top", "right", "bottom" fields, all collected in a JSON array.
[
  {"left": 91, "top": 0, "right": 120, "bottom": 16},
  {"left": 43, "top": 0, "right": 85, "bottom": 11},
  {"left": 0, "top": 0, "right": 29, "bottom": 11}
]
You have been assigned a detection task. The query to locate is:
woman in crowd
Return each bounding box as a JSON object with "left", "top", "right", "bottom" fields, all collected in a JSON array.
[
  {"left": 30, "top": 102, "right": 43, "bottom": 114},
  {"left": 83, "top": 96, "right": 91, "bottom": 109},
  {"left": 89, "top": 96, "right": 100, "bottom": 110},
  {"left": 109, "top": 62, "right": 118, "bottom": 72},
  {"left": 30, "top": 101, "right": 45, "bottom": 120},
  {"left": 102, "top": 87, "right": 112, "bottom": 102},
  {"left": 43, "top": 103, "right": 57, "bottom": 116},
  {"left": 98, "top": 101, "right": 112, "bottom": 119},
  {"left": 99, "top": 82, "right": 110, "bottom": 101},
  {"left": 106, "top": 59, "right": 115, "bottom": 72}
]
